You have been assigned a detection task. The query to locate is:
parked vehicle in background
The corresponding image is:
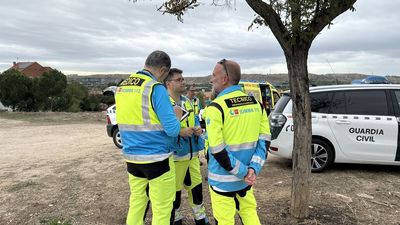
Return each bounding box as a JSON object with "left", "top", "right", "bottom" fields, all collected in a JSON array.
[
  {"left": 239, "top": 80, "right": 281, "bottom": 114},
  {"left": 351, "top": 75, "right": 390, "bottom": 84},
  {"left": 103, "top": 86, "right": 117, "bottom": 96},
  {"left": 0, "top": 101, "right": 12, "bottom": 112},
  {"left": 106, "top": 104, "right": 121, "bottom": 149},
  {"left": 269, "top": 84, "right": 400, "bottom": 172},
  {"left": 104, "top": 81, "right": 280, "bottom": 148}
]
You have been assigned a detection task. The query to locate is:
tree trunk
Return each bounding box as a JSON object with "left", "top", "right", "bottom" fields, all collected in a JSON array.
[{"left": 285, "top": 47, "right": 312, "bottom": 218}]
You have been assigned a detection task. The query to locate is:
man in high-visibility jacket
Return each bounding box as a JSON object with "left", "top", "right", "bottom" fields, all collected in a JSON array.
[
  {"left": 205, "top": 59, "right": 270, "bottom": 225},
  {"left": 186, "top": 84, "right": 202, "bottom": 116},
  {"left": 115, "top": 50, "right": 193, "bottom": 225},
  {"left": 165, "top": 68, "right": 210, "bottom": 225},
  {"left": 186, "top": 84, "right": 206, "bottom": 166}
]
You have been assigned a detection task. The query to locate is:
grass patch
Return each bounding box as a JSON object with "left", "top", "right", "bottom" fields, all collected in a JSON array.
[
  {"left": 8, "top": 180, "right": 39, "bottom": 192},
  {"left": 0, "top": 111, "right": 105, "bottom": 124},
  {"left": 40, "top": 217, "right": 72, "bottom": 225}
]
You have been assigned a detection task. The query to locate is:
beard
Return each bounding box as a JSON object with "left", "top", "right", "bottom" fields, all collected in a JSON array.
[{"left": 211, "top": 86, "right": 220, "bottom": 99}]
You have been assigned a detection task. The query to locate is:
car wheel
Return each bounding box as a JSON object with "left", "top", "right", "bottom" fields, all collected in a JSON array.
[
  {"left": 311, "top": 138, "right": 333, "bottom": 172},
  {"left": 112, "top": 127, "right": 122, "bottom": 149}
]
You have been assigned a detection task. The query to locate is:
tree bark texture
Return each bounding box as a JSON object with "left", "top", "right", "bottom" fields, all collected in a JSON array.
[
  {"left": 246, "top": 0, "right": 357, "bottom": 219},
  {"left": 285, "top": 47, "right": 312, "bottom": 218}
]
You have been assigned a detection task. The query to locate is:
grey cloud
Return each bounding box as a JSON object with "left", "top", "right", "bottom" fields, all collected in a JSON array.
[{"left": 0, "top": 0, "right": 399, "bottom": 76}]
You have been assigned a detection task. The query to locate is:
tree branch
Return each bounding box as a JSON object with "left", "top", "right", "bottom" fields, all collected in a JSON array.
[
  {"left": 246, "top": 0, "right": 291, "bottom": 53},
  {"left": 157, "top": 0, "right": 200, "bottom": 22},
  {"left": 289, "top": 0, "right": 301, "bottom": 54},
  {"left": 305, "top": 0, "right": 356, "bottom": 42}
]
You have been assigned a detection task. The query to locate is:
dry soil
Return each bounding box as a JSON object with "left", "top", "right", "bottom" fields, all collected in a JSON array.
[{"left": 0, "top": 113, "right": 399, "bottom": 225}]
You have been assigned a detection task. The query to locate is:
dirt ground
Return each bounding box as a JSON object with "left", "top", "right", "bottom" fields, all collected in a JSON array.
[{"left": 0, "top": 112, "right": 399, "bottom": 225}]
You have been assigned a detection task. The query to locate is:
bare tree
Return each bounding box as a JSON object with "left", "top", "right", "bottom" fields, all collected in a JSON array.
[{"left": 131, "top": 0, "right": 357, "bottom": 218}]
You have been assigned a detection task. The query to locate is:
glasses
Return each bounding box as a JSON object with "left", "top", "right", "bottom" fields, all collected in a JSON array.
[
  {"left": 168, "top": 77, "right": 185, "bottom": 82},
  {"left": 217, "top": 58, "right": 229, "bottom": 79}
]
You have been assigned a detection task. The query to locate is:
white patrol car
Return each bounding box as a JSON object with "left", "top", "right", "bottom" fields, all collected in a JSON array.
[
  {"left": 269, "top": 84, "right": 400, "bottom": 172},
  {"left": 106, "top": 104, "right": 122, "bottom": 149}
]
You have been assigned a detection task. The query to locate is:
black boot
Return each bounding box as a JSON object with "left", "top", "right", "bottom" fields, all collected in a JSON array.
[
  {"left": 195, "top": 218, "right": 210, "bottom": 225},
  {"left": 174, "top": 219, "right": 183, "bottom": 225}
]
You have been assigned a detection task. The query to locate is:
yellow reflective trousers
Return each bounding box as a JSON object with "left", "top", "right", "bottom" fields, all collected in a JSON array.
[
  {"left": 174, "top": 157, "right": 208, "bottom": 223},
  {"left": 126, "top": 157, "right": 176, "bottom": 225},
  {"left": 209, "top": 186, "right": 261, "bottom": 225}
]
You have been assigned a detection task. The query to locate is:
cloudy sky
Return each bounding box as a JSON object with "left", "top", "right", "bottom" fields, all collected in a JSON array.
[{"left": 0, "top": 0, "right": 399, "bottom": 76}]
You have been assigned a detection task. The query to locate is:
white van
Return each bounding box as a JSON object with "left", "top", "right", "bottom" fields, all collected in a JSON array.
[{"left": 269, "top": 84, "right": 400, "bottom": 172}]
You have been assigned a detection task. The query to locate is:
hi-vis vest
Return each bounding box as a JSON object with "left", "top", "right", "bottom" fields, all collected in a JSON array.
[
  {"left": 192, "top": 97, "right": 200, "bottom": 115},
  {"left": 169, "top": 96, "right": 204, "bottom": 161},
  {"left": 170, "top": 96, "right": 195, "bottom": 129},
  {"left": 115, "top": 72, "right": 172, "bottom": 163},
  {"left": 206, "top": 88, "right": 270, "bottom": 191}
]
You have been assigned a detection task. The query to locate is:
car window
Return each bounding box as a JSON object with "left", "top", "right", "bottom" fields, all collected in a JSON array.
[
  {"left": 345, "top": 90, "right": 388, "bottom": 116},
  {"left": 273, "top": 94, "right": 290, "bottom": 113},
  {"left": 330, "top": 91, "right": 346, "bottom": 114},
  {"left": 311, "top": 92, "right": 332, "bottom": 113},
  {"left": 393, "top": 91, "right": 400, "bottom": 109}
]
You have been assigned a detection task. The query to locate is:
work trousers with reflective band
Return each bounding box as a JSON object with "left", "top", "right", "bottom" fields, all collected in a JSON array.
[
  {"left": 173, "top": 157, "right": 208, "bottom": 224},
  {"left": 209, "top": 186, "right": 261, "bottom": 225},
  {"left": 126, "top": 157, "right": 176, "bottom": 225}
]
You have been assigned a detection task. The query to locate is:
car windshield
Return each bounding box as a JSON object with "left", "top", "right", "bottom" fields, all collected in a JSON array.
[{"left": 273, "top": 94, "right": 290, "bottom": 113}]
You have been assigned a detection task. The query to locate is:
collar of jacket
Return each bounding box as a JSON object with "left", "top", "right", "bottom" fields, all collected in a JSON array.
[
  {"left": 137, "top": 69, "right": 156, "bottom": 80},
  {"left": 216, "top": 85, "right": 242, "bottom": 98}
]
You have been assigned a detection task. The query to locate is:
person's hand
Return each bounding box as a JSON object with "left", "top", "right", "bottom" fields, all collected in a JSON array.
[
  {"left": 193, "top": 126, "right": 203, "bottom": 136},
  {"left": 180, "top": 127, "right": 193, "bottom": 137},
  {"left": 244, "top": 168, "right": 256, "bottom": 186}
]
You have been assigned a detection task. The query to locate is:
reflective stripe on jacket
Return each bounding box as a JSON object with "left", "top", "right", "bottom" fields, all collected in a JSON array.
[
  {"left": 169, "top": 96, "right": 204, "bottom": 161},
  {"left": 115, "top": 70, "right": 180, "bottom": 163},
  {"left": 205, "top": 85, "right": 270, "bottom": 191}
]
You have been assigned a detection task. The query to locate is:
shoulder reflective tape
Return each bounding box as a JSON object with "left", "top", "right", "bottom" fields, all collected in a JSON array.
[
  {"left": 119, "top": 124, "right": 163, "bottom": 131},
  {"left": 209, "top": 143, "right": 226, "bottom": 154},
  {"left": 142, "top": 80, "right": 157, "bottom": 125},
  {"left": 208, "top": 172, "right": 241, "bottom": 182},
  {"left": 259, "top": 134, "right": 271, "bottom": 141},
  {"left": 228, "top": 141, "right": 258, "bottom": 151},
  {"left": 123, "top": 152, "right": 172, "bottom": 162}
]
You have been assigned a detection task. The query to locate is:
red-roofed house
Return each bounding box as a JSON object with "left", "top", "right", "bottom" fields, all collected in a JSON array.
[{"left": 10, "top": 61, "right": 52, "bottom": 78}]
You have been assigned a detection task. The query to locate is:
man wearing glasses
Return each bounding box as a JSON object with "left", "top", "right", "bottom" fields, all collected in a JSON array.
[
  {"left": 205, "top": 59, "right": 270, "bottom": 225},
  {"left": 186, "top": 84, "right": 202, "bottom": 116},
  {"left": 165, "top": 68, "right": 210, "bottom": 225}
]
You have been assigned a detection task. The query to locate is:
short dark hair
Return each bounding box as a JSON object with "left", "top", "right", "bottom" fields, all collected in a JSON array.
[
  {"left": 187, "top": 83, "right": 196, "bottom": 91},
  {"left": 145, "top": 50, "right": 171, "bottom": 70},
  {"left": 164, "top": 68, "right": 183, "bottom": 84}
]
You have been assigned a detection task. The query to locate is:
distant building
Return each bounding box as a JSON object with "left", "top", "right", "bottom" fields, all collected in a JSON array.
[
  {"left": 9, "top": 61, "right": 52, "bottom": 78},
  {"left": 67, "top": 74, "right": 129, "bottom": 90}
]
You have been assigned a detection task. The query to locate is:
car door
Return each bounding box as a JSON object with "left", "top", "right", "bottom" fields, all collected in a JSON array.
[
  {"left": 390, "top": 90, "right": 400, "bottom": 162},
  {"left": 327, "top": 89, "right": 398, "bottom": 162}
]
